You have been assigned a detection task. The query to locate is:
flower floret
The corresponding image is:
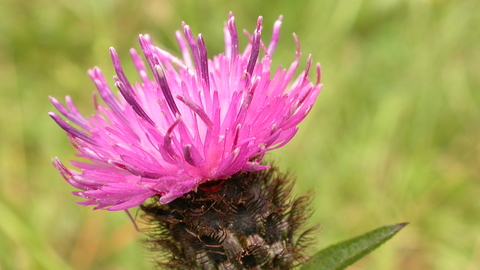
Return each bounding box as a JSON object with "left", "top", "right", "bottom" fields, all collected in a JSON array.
[{"left": 50, "top": 13, "right": 322, "bottom": 210}]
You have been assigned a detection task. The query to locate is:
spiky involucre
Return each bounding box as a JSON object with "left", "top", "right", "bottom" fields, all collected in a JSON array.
[{"left": 140, "top": 166, "right": 318, "bottom": 270}]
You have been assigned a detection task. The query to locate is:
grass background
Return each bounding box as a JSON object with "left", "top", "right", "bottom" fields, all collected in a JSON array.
[{"left": 1, "top": 0, "right": 480, "bottom": 269}]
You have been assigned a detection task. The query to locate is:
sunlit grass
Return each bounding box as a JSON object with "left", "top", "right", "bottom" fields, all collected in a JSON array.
[{"left": 1, "top": 0, "right": 479, "bottom": 269}]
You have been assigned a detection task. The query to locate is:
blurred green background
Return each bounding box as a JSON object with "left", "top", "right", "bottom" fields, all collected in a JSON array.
[{"left": 1, "top": 0, "right": 480, "bottom": 269}]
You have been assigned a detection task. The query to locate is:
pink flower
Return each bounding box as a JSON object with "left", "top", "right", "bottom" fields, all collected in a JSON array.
[{"left": 49, "top": 13, "right": 322, "bottom": 211}]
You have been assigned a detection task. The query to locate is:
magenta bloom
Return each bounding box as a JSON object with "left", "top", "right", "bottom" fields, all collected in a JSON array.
[{"left": 49, "top": 14, "right": 322, "bottom": 211}]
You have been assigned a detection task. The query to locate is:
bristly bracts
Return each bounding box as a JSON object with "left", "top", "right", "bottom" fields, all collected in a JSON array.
[{"left": 140, "top": 166, "right": 318, "bottom": 270}]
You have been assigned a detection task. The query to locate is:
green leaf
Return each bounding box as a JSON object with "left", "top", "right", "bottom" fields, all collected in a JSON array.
[{"left": 301, "top": 222, "right": 408, "bottom": 270}]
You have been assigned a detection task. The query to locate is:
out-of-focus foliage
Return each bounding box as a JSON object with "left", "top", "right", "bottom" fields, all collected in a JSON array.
[{"left": 1, "top": 0, "right": 479, "bottom": 269}]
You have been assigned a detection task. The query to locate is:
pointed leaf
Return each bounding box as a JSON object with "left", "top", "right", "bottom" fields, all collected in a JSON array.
[{"left": 302, "top": 222, "right": 408, "bottom": 270}]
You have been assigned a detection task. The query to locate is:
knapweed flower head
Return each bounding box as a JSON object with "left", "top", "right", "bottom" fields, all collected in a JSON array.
[{"left": 49, "top": 13, "right": 322, "bottom": 211}]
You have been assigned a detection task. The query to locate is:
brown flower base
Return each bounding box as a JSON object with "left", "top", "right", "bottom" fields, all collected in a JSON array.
[{"left": 140, "top": 166, "right": 317, "bottom": 270}]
